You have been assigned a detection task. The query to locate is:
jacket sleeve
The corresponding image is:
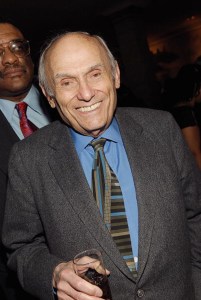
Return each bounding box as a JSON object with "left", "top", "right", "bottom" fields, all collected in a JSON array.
[
  {"left": 2, "top": 143, "right": 63, "bottom": 300},
  {"left": 168, "top": 114, "right": 201, "bottom": 299}
]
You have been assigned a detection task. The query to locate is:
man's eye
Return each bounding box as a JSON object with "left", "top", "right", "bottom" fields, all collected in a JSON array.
[
  {"left": 61, "top": 80, "right": 73, "bottom": 87},
  {"left": 13, "top": 45, "right": 23, "bottom": 52},
  {"left": 61, "top": 80, "right": 77, "bottom": 90},
  {"left": 93, "top": 72, "right": 101, "bottom": 77},
  {"left": 0, "top": 49, "right": 4, "bottom": 56}
]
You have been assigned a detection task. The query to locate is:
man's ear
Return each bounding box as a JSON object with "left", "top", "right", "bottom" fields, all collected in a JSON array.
[
  {"left": 48, "top": 97, "right": 56, "bottom": 109},
  {"left": 114, "top": 61, "right": 120, "bottom": 89},
  {"left": 40, "top": 85, "right": 56, "bottom": 108}
]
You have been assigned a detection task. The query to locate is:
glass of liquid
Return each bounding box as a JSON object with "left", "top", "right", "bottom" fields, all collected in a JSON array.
[{"left": 73, "top": 249, "right": 112, "bottom": 300}]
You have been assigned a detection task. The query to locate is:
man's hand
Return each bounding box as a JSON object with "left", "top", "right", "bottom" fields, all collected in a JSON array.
[{"left": 53, "top": 261, "right": 103, "bottom": 299}]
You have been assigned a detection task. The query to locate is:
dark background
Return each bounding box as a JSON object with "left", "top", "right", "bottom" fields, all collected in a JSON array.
[
  {"left": 1, "top": 0, "right": 201, "bottom": 107},
  {"left": 1, "top": 1, "right": 201, "bottom": 55}
]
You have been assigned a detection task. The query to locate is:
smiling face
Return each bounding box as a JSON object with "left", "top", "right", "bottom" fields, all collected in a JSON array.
[
  {"left": 0, "top": 23, "right": 34, "bottom": 102},
  {"left": 43, "top": 33, "right": 120, "bottom": 137}
]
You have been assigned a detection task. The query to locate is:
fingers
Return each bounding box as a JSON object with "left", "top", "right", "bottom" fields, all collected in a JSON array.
[
  {"left": 93, "top": 261, "right": 106, "bottom": 276},
  {"left": 53, "top": 260, "right": 103, "bottom": 299},
  {"left": 57, "top": 277, "right": 103, "bottom": 299}
]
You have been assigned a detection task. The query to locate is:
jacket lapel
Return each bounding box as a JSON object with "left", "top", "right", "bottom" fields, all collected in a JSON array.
[{"left": 116, "top": 109, "right": 159, "bottom": 280}]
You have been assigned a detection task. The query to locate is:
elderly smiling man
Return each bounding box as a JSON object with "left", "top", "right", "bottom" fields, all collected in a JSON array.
[{"left": 2, "top": 31, "right": 201, "bottom": 300}]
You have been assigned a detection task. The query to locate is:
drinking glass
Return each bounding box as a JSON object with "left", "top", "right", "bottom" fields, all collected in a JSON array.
[{"left": 73, "top": 249, "right": 112, "bottom": 300}]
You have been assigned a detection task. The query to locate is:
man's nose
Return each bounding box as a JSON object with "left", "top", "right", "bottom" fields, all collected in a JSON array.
[
  {"left": 1, "top": 48, "right": 18, "bottom": 65},
  {"left": 77, "top": 80, "right": 95, "bottom": 101}
]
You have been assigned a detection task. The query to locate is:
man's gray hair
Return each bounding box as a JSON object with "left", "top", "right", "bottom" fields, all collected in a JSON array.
[{"left": 38, "top": 31, "right": 117, "bottom": 97}]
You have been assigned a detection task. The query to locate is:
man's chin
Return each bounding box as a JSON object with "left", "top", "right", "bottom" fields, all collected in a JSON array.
[
  {"left": 84, "top": 126, "right": 107, "bottom": 138},
  {"left": 1, "top": 84, "right": 31, "bottom": 99}
]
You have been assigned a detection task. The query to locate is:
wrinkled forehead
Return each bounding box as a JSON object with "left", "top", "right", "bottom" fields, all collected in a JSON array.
[
  {"left": 0, "top": 23, "right": 24, "bottom": 44},
  {"left": 52, "top": 34, "right": 100, "bottom": 55},
  {"left": 46, "top": 34, "right": 109, "bottom": 71}
]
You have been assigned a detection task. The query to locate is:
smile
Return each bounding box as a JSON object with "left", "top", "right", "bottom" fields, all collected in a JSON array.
[{"left": 77, "top": 102, "right": 101, "bottom": 112}]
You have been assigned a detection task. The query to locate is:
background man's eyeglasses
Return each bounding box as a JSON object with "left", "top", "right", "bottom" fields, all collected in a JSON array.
[{"left": 0, "top": 39, "right": 30, "bottom": 59}]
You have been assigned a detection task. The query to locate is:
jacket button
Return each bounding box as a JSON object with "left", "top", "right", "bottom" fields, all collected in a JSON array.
[{"left": 137, "top": 289, "right": 145, "bottom": 298}]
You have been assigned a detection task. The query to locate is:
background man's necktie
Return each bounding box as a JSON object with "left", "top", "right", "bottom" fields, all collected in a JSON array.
[
  {"left": 15, "top": 102, "right": 38, "bottom": 137},
  {"left": 91, "top": 138, "right": 137, "bottom": 278}
]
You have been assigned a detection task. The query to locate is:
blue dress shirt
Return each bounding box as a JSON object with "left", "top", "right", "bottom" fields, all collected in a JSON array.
[
  {"left": 70, "top": 118, "right": 139, "bottom": 265},
  {"left": 0, "top": 85, "right": 52, "bottom": 140}
]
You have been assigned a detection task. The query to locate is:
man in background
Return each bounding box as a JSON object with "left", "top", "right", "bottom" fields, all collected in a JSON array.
[{"left": 0, "top": 21, "right": 56, "bottom": 300}]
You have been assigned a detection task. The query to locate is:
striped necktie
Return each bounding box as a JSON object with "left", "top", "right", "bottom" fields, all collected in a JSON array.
[
  {"left": 91, "top": 138, "right": 137, "bottom": 278},
  {"left": 16, "top": 102, "right": 38, "bottom": 137}
]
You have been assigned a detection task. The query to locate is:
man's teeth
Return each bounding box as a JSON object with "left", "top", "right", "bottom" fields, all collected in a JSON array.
[{"left": 78, "top": 102, "right": 100, "bottom": 112}]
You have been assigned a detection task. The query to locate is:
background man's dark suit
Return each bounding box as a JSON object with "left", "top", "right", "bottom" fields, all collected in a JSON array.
[
  {"left": 3, "top": 108, "right": 201, "bottom": 300},
  {"left": 0, "top": 111, "right": 19, "bottom": 299}
]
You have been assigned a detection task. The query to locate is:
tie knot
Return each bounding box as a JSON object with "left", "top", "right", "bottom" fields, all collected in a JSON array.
[
  {"left": 90, "top": 138, "right": 106, "bottom": 152},
  {"left": 16, "top": 102, "right": 28, "bottom": 116}
]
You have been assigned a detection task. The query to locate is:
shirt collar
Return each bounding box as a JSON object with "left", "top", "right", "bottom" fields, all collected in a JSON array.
[
  {"left": 0, "top": 98, "right": 16, "bottom": 124},
  {"left": 70, "top": 117, "right": 123, "bottom": 155},
  {"left": 24, "top": 85, "right": 44, "bottom": 115}
]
